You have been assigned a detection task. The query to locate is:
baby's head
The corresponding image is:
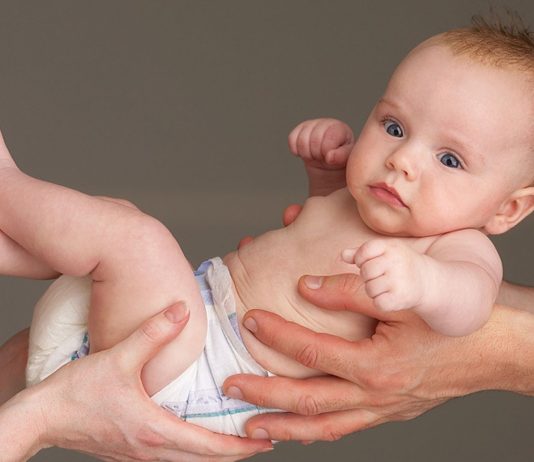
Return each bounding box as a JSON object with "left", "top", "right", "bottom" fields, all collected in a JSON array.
[{"left": 347, "top": 14, "right": 534, "bottom": 237}]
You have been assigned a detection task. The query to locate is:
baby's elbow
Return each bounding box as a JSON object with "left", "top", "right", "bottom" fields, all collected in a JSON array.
[{"left": 432, "top": 299, "right": 494, "bottom": 337}]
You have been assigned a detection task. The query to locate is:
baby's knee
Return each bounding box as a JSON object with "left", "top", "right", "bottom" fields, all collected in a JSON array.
[{"left": 127, "top": 213, "right": 183, "bottom": 262}]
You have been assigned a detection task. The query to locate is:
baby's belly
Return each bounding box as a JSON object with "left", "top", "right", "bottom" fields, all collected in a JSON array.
[{"left": 222, "top": 230, "right": 377, "bottom": 378}]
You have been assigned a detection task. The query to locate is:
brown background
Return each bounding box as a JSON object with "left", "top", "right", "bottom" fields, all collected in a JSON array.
[{"left": 0, "top": 1, "right": 533, "bottom": 461}]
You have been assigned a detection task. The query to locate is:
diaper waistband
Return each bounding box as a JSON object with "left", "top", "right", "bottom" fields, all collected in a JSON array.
[{"left": 195, "top": 257, "right": 259, "bottom": 368}]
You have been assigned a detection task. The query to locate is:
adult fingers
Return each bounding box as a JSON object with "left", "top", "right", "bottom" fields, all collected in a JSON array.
[
  {"left": 241, "top": 310, "right": 368, "bottom": 379},
  {"left": 297, "top": 273, "right": 392, "bottom": 321},
  {"left": 114, "top": 302, "right": 190, "bottom": 372},
  {"left": 244, "top": 408, "right": 379, "bottom": 442},
  {"left": 146, "top": 408, "right": 273, "bottom": 459},
  {"left": 237, "top": 235, "right": 254, "bottom": 249},
  {"left": 282, "top": 204, "right": 303, "bottom": 226},
  {"left": 224, "top": 374, "right": 365, "bottom": 415}
]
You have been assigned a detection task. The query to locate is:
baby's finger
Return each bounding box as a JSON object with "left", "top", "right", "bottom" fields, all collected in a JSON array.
[
  {"left": 296, "top": 122, "right": 316, "bottom": 159},
  {"left": 288, "top": 122, "right": 307, "bottom": 155},
  {"left": 309, "top": 121, "right": 333, "bottom": 160},
  {"left": 359, "top": 258, "right": 386, "bottom": 283},
  {"left": 364, "top": 276, "right": 389, "bottom": 300},
  {"left": 321, "top": 123, "right": 352, "bottom": 155},
  {"left": 373, "top": 292, "right": 402, "bottom": 312},
  {"left": 341, "top": 248, "right": 358, "bottom": 264},
  {"left": 354, "top": 239, "right": 388, "bottom": 267}
]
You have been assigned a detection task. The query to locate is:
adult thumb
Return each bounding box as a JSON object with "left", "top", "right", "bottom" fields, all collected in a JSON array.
[
  {"left": 114, "top": 302, "right": 189, "bottom": 372},
  {"left": 297, "top": 273, "right": 382, "bottom": 318}
]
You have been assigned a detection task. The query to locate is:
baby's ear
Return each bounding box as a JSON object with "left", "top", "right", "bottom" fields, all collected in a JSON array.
[{"left": 484, "top": 186, "right": 534, "bottom": 235}]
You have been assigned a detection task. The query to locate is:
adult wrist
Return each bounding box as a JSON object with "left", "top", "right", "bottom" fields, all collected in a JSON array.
[
  {"left": 488, "top": 305, "right": 534, "bottom": 395},
  {"left": 0, "top": 386, "right": 50, "bottom": 461},
  {"left": 459, "top": 305, "right": 534, "bottom": 396}
]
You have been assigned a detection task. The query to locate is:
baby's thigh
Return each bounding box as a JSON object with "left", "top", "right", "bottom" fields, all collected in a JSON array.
[{"left": 88, "top": 213, "right": 207, "bottom": 395}]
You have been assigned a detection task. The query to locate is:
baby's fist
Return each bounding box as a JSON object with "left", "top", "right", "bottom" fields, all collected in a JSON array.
[
  {"left": 342, "top": 239, "right": 426, "bottom": 312},
  {"left": 288, "top": 118, "right": 354, "bottom": 170}
]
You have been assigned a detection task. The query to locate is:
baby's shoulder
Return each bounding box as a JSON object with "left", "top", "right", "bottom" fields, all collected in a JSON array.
[
  {"left": 406, "top": 228, "right": 494, "bottom": 255},
  {"left": 430, "top": 228, "right": 493, "bottom": 248}
]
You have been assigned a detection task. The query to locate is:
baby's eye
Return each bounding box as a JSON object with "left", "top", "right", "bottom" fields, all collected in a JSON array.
[
  {"left": 439, "top": 152, "right": 462, "bottom": 169},
  {"left": 384, "top": 120, "right": 403, "bottom": 137}
]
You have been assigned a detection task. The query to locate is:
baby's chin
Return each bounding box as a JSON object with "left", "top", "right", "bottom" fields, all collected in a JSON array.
[
  {"left": 356, "top": 205, "right": 414, "bottom": 237},
  {"left": 365, "top": 221, "right": 413, "bottom": 237}
]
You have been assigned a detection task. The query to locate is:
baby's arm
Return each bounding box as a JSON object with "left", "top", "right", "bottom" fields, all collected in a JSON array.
[
  {"left": 289, "top": 118, "right": 354, "bottom": 196},
  {"left": 344, "top": 229, "right": 502, "bottom": 336},
  {"left": 416, "top": 230, "right": 502, "bottom": 335}
]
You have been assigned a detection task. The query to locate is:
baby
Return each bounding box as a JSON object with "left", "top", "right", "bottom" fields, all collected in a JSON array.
[{"left": 7, "top": 16, "right": 534, "bottom": 436}]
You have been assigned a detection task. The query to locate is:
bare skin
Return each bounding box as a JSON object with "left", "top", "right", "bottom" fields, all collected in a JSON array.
[
  {"left": 223, "top": 275, "right": 534, "bottom": 441},
  {"left": 0, "top": 304, "right": 272, "bottom": 461}
]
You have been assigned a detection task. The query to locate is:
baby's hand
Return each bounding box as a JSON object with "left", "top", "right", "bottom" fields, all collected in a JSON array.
[
  {"left": 342, "top": 239, "right": 427, "bottom": 312},
  {"left": 288, "top": 118, "right": 354, "bottom": 170}
]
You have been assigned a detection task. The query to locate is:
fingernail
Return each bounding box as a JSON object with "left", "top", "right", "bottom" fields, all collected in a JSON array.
[
  {"left": 164, "top": 302, "right": 189, "bottom": 323},
  {"left": 243, "top": 316, "right": 258, "bottom": 333},
  {"left": 251, "top": 428, "right": 270, "bottom": 440},
  {"left": 225, "top": 386, "right": 244, "bottom": 400},
  {"left": 304, "top": 275, "right": 323, "bottom": 289},
  {"left": 260, "top": 446, "right": 274, "bottom": 452}
]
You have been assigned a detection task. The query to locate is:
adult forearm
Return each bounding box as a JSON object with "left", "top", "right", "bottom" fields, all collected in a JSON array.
[
  {"left": 0, "top": 388, "right": 47, "bottom": 461},
  {"left": 0, "top": 328, "right": 29, "bottom": 405},
  {"left": 431, "top": 303, "right": 534, "bottom": 398},
  {"left": 497, "top": 281, "right": 534, "bottom": 315},
  {"left": 472, "top": 304, "right": 534, "bottom": 396}
]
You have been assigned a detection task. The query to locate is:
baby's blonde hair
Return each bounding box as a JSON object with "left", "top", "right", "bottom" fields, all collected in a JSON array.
[
  {"left": 436, "top": 11, "right": 534, "bottom": 182},
  {"left": 437, "top": 11, "right": 534, "bottom": 73}
]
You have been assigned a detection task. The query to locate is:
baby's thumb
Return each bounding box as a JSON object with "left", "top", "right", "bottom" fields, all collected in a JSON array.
[
  {"left": 116, "top": 302, "right": 189, "bottom": 372},
  {"left": 326, "top": 144, "right": 352, "bottom": 167}
]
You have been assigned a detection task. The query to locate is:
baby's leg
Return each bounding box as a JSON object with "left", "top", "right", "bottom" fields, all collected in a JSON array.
[
  {"left": 0, "top": 135, "right": 206, "bottom": 395},
  {"left": 0, "top": 229, "right": 58, "bottom": 279}
]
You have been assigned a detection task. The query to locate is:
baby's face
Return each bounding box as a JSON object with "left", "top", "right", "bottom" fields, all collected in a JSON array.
[{"left": 346, "top": 42, "right": 534, "bottom": 237}]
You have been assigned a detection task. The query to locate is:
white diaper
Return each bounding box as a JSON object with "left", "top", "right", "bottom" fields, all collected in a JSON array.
[
  {"left": 26, "top": 275, "right": 91, "bottom": 387},
  {"left": 26, "top": 258, "right": 278, "bottom": 436}
]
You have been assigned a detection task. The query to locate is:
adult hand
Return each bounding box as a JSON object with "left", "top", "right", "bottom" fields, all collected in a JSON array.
[
  {"left": 223, "top": 274, "right": 534, "bottom": 442},
  {"left": 3, "top": 302, "right": 272, "bottom": 461}
]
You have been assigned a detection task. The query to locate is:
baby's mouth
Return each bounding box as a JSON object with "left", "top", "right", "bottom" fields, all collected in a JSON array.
[{"left": 368, "top": 183, "right": 407, "bottom": 208}]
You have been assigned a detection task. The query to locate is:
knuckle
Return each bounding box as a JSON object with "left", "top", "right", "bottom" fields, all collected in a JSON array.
[
  {"left": 250, "top": 390, "right": 270, "bottom": 408},
  {"left": 340, "top": 273, "right": 358, "bottom": 296},
  {"left": 139, "top": 319, "right": 164, "bottom": 343},
  {"left": 136, "top": 427, "right": 167, "bottom": 450},
  {"left": 359, "top": 369, "right": 385, "bottom": 391},
  {"left": 295, "top": 394, "right": 320, "bottom": 416},
  {"left": 295, "top": 342, "right": 320, "bottom": 369},
  {"left": 322, "top": 425, "right": 345, "bottom": 442}
]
